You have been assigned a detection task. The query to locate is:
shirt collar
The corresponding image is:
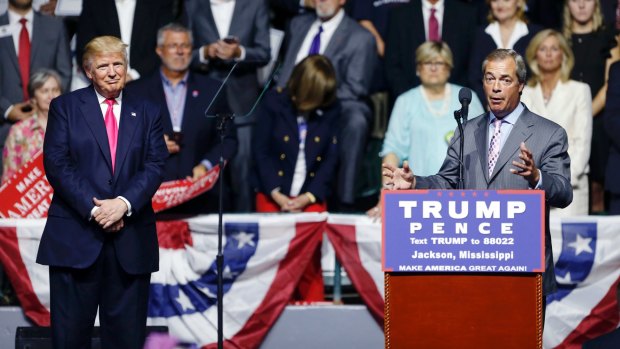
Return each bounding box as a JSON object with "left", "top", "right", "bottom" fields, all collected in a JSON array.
[
  {"left": 422, "top": 0, "right": 444, "bottom": 11},
  {"left": 8, "top": 8, "right": 34, "bottom": 25},
  {"left": 489, "top": 102, "right": 524, "bottom": 125},
  {"left": 160, "top": 70, "right": 189, "bottom": 88},
  {"left": 94, "top": 88, "right": 123, "bottom": 106}
]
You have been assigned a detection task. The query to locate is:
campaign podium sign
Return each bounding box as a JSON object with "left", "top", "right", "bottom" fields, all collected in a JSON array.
[{"left": 383, "top": 190, "right": 544, "bottom": 349}]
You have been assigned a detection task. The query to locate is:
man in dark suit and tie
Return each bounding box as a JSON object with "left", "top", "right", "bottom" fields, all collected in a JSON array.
[
  {"left": 127, "top": 23, "right": 238, "bottom": 214},
  {"left": 383, "top": 49, "right": 573, "bottom": 301},
  {"left": 0, "top": 0, "right": 71, "bottom": 176},
  {"left": 604, "top": 61, "right": 620, "bottom": 214},
  {"left": 277, "top": 0, "right": 377, "bottom": 211},
  {"left": 384, "top": 0, "right": 477, "bottom": 99},
  {"left": 36, "top": 36, "right": 168, "bottom": 348}
]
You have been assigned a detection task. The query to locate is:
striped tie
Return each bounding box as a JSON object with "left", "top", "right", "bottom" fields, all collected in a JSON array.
[{"left": 488, "top": 119, "right": 502, "bottom": 176}]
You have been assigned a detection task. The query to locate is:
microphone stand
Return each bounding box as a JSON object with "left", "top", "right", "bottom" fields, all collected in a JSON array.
[
  {"left": 204, "top": 62, "right": 280, "bottom": 349},
  {"left": 454, "top": 109, "right": 465, "bottom": 190}
]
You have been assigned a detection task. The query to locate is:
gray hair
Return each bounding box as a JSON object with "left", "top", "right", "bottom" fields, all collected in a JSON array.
[
  {"left": 482, "top": 49, "right": 527, "bottom": 84},
  {"left": 28, "top": 69, "right": 62, "bottom": 98},
  {"left": 156, "top": 23, "right": 193, "bottom": 47}
]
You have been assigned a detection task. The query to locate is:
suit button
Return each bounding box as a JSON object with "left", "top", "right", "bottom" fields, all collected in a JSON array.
[
  {"left": 309, "top": 172, "right": 315, "bottom": 177},
  {"left": 316, "top": 156, "right": 322, "bottom": 162},
  {"left": 280, "top": 153, "right": 286, "bottom": 160},
  {"left": 108, "top": 179, "right": 112, "bottom": 185},
  {"left": 332, "top": 137, "right": 337, "bottom": 144},
  {"left": 314, "top": 136, "right": 320, "bottom": 143},
  {"left": 278, "top": 170, "right": 284, "bottom": 177},
  {"left": 283, "top": 135, "right": 290, "bottom": 142}
]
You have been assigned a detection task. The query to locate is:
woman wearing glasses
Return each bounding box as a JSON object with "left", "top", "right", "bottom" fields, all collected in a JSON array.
[
  {"left": 521, "top": 29, "right": 592, "bottom": 217},
  {"left": 367, "top": 41, "right": 484, "bottom": 218}
]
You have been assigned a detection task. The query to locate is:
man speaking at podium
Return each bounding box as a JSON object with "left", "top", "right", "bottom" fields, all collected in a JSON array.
[{"left": 383, "top": 49, "right": 572, "bottom": 299}]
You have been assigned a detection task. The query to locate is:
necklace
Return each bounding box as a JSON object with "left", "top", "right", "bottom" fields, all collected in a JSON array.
[{"left": 420, "top": 84, "right": 451, "bottom": 117}]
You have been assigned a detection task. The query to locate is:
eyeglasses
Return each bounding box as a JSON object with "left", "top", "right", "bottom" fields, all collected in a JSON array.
[
  {"left": 483, "top": 76, "right": 515, "bottom": 87},
  {"left": 163, "top": 43, "right": 192, "bottom": 51},
  {"left": 420, "top": 61, "right": 447, "bottom": 69}
]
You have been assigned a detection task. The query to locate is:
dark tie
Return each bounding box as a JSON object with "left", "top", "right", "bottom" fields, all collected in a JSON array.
[
  {"left": 104, "top": 98, "right": 118, "bottom": 172},
  {"left": 428, "top": 8, "right": 440, "bottom": 42},
  {"left": 18, "top": 18, "right": 30, "bottom": 101},
  {"left": 308, "top": 25, "right": 323, "bottom": 55}
]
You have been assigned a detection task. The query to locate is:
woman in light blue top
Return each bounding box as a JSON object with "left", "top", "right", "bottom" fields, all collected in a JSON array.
[{"left": 368, "top": 41, "right": 484, "bottom": 217}]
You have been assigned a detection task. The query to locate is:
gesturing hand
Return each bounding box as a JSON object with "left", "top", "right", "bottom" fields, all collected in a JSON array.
[
  {"left": 510, "top": 142, "right": 540, "bottom": 187},
  {"left": 382, "top": 160, "right": 416, "bottom": 190}
]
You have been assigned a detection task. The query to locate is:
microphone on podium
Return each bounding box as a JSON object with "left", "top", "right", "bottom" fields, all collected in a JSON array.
[{"left": 458, "top": 87, "right": 472, "bottom": 123}]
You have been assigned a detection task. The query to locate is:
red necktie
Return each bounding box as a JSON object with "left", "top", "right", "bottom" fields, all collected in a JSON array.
[
  {"left": 429, "top": 8, "right": 440, "bottom": 42},
  {"left": 104, "top": 98, "right": 118, "bottom": 172},
  {"left": 18, "top": 18, "right": 31, "bottom": 101}
]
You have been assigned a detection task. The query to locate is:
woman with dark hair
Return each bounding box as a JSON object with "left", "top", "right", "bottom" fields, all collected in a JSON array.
[
  {"left": 2, "top": 69, "right": 62, "bottom": 183},
  {"left": 252, "top": 55, "right": 340, "bottom": 301},
  {"left": 563, "top": 0, "right": 619, "bottom": 213},
  {"left": 469, "top": 0, "right": 541, "bottom": 102}
]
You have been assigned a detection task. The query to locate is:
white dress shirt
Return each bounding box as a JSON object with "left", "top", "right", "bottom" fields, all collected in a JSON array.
[
  {"left": 295, "top": 8, "right": 345, "bottom": 64},
  {"left": 422, "top": 0, "right": 444, "bottom": 41}
]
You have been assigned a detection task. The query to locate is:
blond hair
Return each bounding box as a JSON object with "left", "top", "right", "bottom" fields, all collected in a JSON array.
[
  {"left": 415, "top": 41, "right": 454, "bottom": 69},
  {"left": 82, "top": 36, "right": 128, "bottom": 72},
  {"left": 287, "top": 55, "right": 337, "bottom": 112},
  {"left": 486, "top": 0, "right": 527, "bottom": 23},
  {"left": 562, "top": 0, "right": 604, "bottom": 38},
  {"left": 525, "top": 29, "right": 575, "bottom": 86}
]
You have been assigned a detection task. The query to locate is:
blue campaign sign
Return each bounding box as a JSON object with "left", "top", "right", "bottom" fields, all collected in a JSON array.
[{"left": 382, "top": 190, "right": 545, "bottom": 273}]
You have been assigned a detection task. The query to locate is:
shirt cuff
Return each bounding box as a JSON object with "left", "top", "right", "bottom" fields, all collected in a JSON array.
[
  {"left": 234, "top": 46, "right": 246, "bottom": 62},
  {"left": 4, "top": 105, "right": 14, "bottom": 120},
  {"left": 533, "top": 169, "right": 543, "bottom": 190},
  {"left": 199, "top": 46, "right": 210, "bottom": 64},
  {"left": 90, "top": 206, "right": 99, "bottom": 220},
  {"left": 127, "top": 67, "right": 141, "bottom": 81},
  {"left": 117, "top": 196, "right": 133, "bottom": 216},
  {"left": 201, "top": 159, "right": 213, "bottom": 171}
]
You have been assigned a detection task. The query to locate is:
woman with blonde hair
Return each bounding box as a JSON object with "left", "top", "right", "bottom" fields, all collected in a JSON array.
[
  {"left": 468, "top": 0, "right": 541, "bottom": 102},
  {"left": 563, "top": 0, "right": 618, "bottom": 213},
  {"left": 521, "top": 29, "right": 592, "bottom": 217}
]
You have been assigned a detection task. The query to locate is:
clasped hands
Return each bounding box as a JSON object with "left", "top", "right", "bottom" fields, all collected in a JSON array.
[
  {"left": 203, "top": 40, "right": 241, "bottom": 61},
  {"left": 271, "top": 190, "right": 311, "bottom": 212},
  {"left": 92, "top": 197, "right": 128, "bottom": 233}
]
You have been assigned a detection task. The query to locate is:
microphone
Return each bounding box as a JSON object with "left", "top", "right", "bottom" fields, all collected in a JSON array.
[{"left": 458, "top": 87, "right": 472, "bottom": 123}]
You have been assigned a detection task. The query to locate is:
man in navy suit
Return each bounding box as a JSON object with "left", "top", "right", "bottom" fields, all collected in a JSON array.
[
  {"left": 127, "top": 23, "right": 237, "bottom": 214},
  {"left": 605, "top": 61, "right": 620, "bottom": 214},
  {"left": 36, "top": 36, "right": 168, "bottom": 348}
]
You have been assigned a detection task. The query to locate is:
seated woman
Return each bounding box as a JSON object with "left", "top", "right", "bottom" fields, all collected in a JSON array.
[
  {"left": 2, "top": 69, "right": 62, "bottom": 184},
  {"left": 521, "top": 29, "right": 592, "bottom": 217},
  {"left": 252, "top": 55, "right": 339, "bottom": 301},
  {"left": 368, "top": 41, "right": 484, "bottom": 217}
]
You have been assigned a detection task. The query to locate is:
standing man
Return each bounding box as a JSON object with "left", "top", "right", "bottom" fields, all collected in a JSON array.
[
  {"left": 277, "top": 0, "right": 377, "bottom": 211},
  {"left": 383, "top": 49, "right": 573, "bottom": 298},
  {"left": 36, "top": 36, "right": 168, "bottom": 348},
  {"left": 604, "top": 61, "right": 620, "bottom": 214},
  {"left": 127, "top": 23, "right": 238, "bottom": 214}
]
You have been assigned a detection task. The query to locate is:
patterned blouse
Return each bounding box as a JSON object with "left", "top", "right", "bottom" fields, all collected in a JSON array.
[{"left": 2, "top": 115, "right": 46, "bottom": 184}]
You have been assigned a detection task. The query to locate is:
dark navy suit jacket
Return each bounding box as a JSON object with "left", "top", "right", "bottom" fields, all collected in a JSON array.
[
  {"left": 605, "top": 61, "right": 620, "bottom": 194},
  {"left": 126, "top": 71, "right": 237, "bottom": 182},
  {"left": 253, "top": 89, "right": 339, "bottom": 202},
  {"left": 36, "top": 86, "right": 168, "bottom": 275}
]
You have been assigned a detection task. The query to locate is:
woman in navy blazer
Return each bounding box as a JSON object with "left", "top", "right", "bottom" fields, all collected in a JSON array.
[
  {"left": 253, "top": 55, "right": 339, "bottom": 302},
  {"left": 468, "top": 0, "right": 541, "bottom": 102}
]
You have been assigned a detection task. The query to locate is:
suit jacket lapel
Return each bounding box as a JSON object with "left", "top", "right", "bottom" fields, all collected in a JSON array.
[
  {"left": 227, "top": 0, "right": 243, "bottom": 38},
  {"left": 105, "top": 1, "right": 122, "bottom": 38},
  {"left": 80, "top": 88, "right": 114, "bottom": 173},
  {"left": 411, "top": 2, "right": 426, "bottom": 44},
  {"left": 181, "top": 74, "right": 197, "bottom": 132},
  {"left": 289, "top": 16, "right": 314, "bottom": 60},
  {"left": 0, "top": 14, "right": 20, "bottom": 74},
  {"left": 202, "top": 5, "right": 220, "bottom": 42},
  {"left": 489, "top": 108, "right": 534, "bottom": 181},
  {"left": 131, "top": 0, "right": 147, "bottom": 50},
  {"left": 114, "top": 93, "right": 140, "bottom": 179},
  {"left": 474, "top": 114, "right": 490, "bottom": 184},
  {"left": 323, "top": 16, "right": 349, "bottom": 58}
]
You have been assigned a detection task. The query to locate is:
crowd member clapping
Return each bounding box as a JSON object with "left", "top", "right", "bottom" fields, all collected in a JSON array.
[
  {"left": 563, "top": 0, "right": 619, "bottom": 213},
  {"left": 2, "top": 69, "right": 62, "bottom": 184},
  {"left": 368, "top": 41, "right": 484, "bottom": 218},
  {"left": 521, "top": 29, "right": 592, "bottom": 217},
  {"left": 469, "top": 0, "right": 541, "bottom": 102}
]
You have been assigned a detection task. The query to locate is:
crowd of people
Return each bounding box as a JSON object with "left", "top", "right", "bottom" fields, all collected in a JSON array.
[{"left": 1, "top": 0, "right": 620, "bottom": 302}]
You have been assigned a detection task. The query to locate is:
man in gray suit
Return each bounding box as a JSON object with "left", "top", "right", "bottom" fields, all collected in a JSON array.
[
  {"left": 185, "top": 0, "right": 270, "bottom": 212},
  {"left": 0, "top": 0, "right": 71, "bottom": 176},
  {"left": 383, "top": 49, "right": 573, "bottom": 298},
  {"left": 277, "top": 0, "right": 376, "bottom": 211}
]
